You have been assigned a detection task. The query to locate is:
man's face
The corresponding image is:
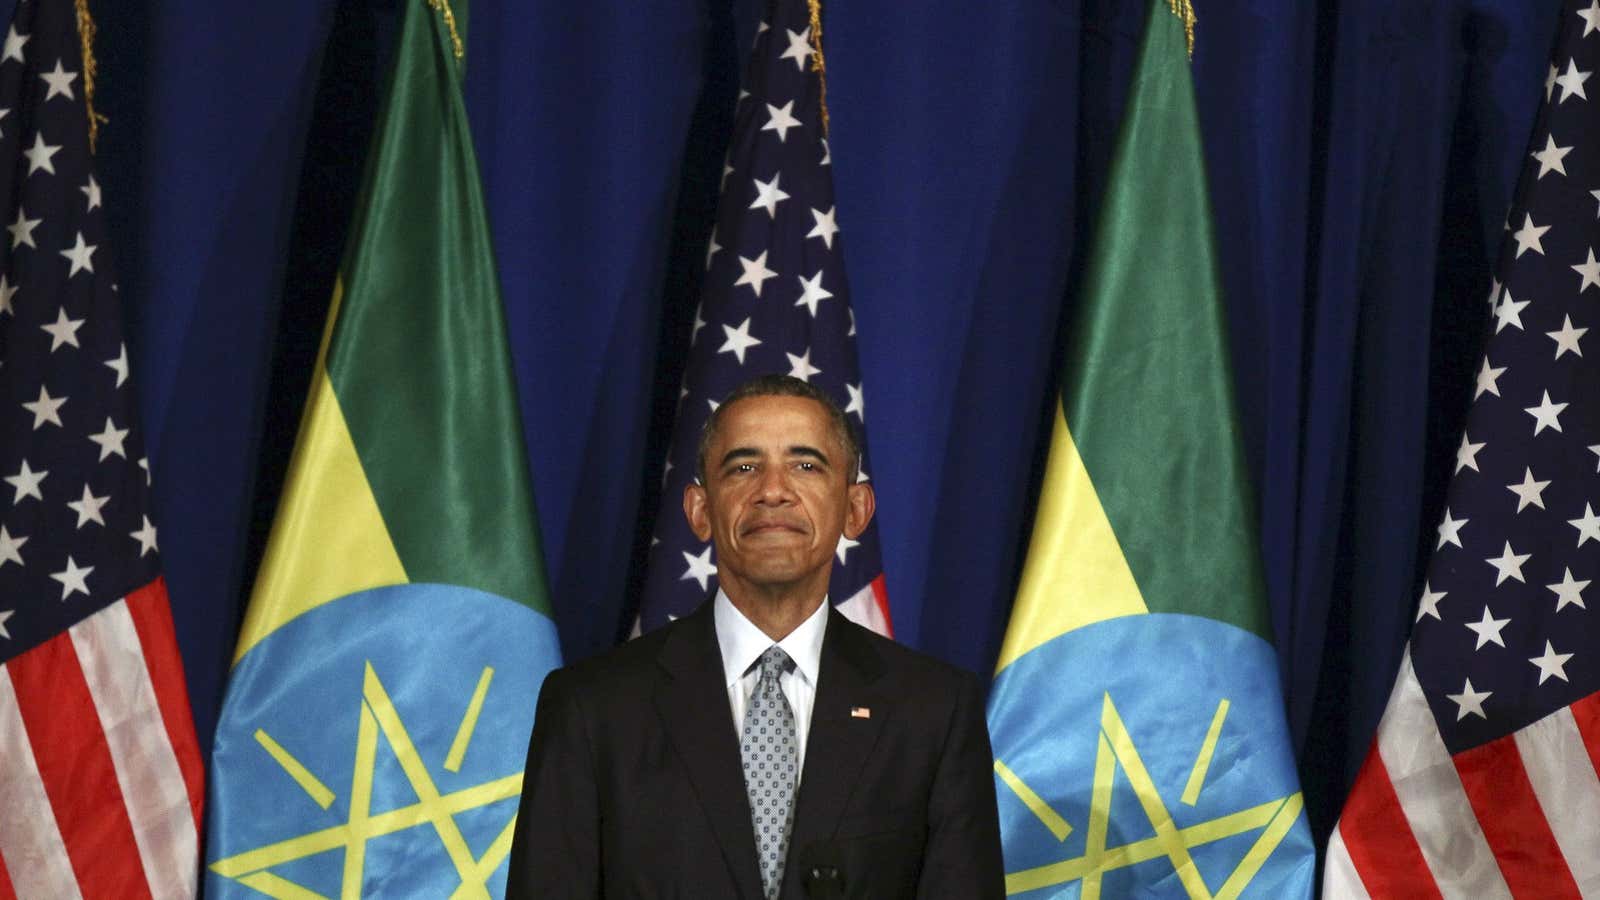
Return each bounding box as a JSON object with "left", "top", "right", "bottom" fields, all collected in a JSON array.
[{"left": 684, "top": 394, "right": 874, "bottom": 603}]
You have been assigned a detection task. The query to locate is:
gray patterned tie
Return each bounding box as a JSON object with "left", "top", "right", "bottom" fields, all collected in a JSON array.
[{"left": 741, "top": 646, "right": 798, "bottom": 899}]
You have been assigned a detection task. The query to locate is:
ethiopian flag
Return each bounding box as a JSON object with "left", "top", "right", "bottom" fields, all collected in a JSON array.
[
  {"left": 985, "top": 2, "right": 1314, "bottom": 896},
  {"left": 205, "top": 1, "right": 561, "bottom": 896}
]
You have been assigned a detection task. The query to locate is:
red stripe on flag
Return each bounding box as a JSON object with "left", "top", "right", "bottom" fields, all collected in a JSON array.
[
  {"left": 1454, "top": 733, "right": 1580, "bottom": 899},
  {"left": 869, "top": 574, "right": 892, "bottom": 635},
  {"left": 7, "top": 632, "right": 154, "bottom": 900},
  {"left": 1336, "top": 743, "right": 1440, "bottom": 899},
  {"left": 0, "top": 838, "right": 17, "bottom": 900},
  {"left": 124, "top": 577, "right": 205, "bottom": 830},
  {"left": 1567, "top": 689, "right": 1600, "bottom": 780}
]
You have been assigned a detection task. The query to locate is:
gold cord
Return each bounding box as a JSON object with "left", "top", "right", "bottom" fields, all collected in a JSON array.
[
  {"left": 1166, "top": 0, "right": 1196, "bottom": 60},
  {"left": 75, "top": 0, "right": 106, "bottom": 152},
  {"left": 426, "top": 0, "right": 464, "bottom": 60},
  {"left": 807, "top": 0, "right": 829, "bottom": 136}
]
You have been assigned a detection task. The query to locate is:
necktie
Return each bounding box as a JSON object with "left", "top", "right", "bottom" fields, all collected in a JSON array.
[{"left": 741, "top": 646, "right": 798, "bottom": 899}]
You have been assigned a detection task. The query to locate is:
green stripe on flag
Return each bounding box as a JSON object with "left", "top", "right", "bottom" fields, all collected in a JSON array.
[
  {"left": 323, "top": 0, "right": 551, "bottom": 616},
  {"left": 1058, "top": 1, "right": 1269, "bottom": 640}
]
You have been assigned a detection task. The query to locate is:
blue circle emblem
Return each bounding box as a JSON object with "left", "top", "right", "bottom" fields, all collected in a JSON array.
[
  {"left": 206, "top": 584, "right": 561, "bottom": 898},
  {"left": 987, "top": 614, "right": 1314, "bottom": 898}
]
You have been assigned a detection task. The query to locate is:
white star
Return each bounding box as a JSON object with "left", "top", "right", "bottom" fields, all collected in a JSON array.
[
  {"left": 762, "top": 100, "right": 801, "bottom": 142},
  {"left": 1574, "top": 248, "right": 1600, "bottom": 292},
  {"left": 705, "top": 226, "right": 721, "bottom": 270},
  {"left": 39, "top": 59, "right": 77, "bottom": 101},
  {"left": 734, "top": 250, "right": 778, "bottom": 297},
  {"left": 690, "top": 303, "right": 707, "bottom": 345},
  {"left": 1493, "top": 289, "right": 1529, "bottom": 332},
  {"left": 1533, "top": 133, "right": 1574, "bottom": 177},
  {"left": 1547, "top": 315, "right": 1587, "bottom": 358},
  {"left": 1454, "top": 432, "right": 1485, "bottom": 473},
  {"left": 680, "top": 545, "right": 716, "bottom": 590},
  {"left": 1524, "top": 390, "right": 1568, "bottom": 434},
  {"left": 717, "top": 317, "right": 762, "bottom": 364},
  {"left": 1583, "top": 0, "right": 1600, "bottom": 36},
  {"left": 22, "top": 384, "right": 66, "bottom": 428},
  {"left": 1530, "top": 642, "right": 1575, "bottom": 685},
  {"left": 835, "top": 533, "right": 859, "bottom": 564},
  {"left": 139, "top": 457, "right": 150, "bottom": 485},
  {"left": 1512, "top": 214, "right": 1550, "bottom": 257},
  {"left": 844, "top": 382, "right": 865, "bottom": 420},
  {"left": 795, "top": 270, "right": 833, "bottom": 317},
  {"left": 820, "top": 138, "right": 831, "bottom": 166},
  {"left": 1473, "top": 357, "right": 1506, "bottom": 398},
  {"left": 1592, "top": 444, "right": 1600, "bottom": 472},
  {"left": 61, "top": 231, "right": 96, "bottom": 276},
  {"left": 8, "top": 206, "right": 39, "bottom": 249},
  {"left": 106, "top": 343, "right": 129, "bottom": 387},
  {"left": 1415, "top": 582, "right": 1446, "bottom": 621},
  {"left": 786, "top": 348, "right": 821, "bottom": 382},
  {"left": 23, "top": 132, "right": 60, "bottom": 175},
  {"left": 1554, "top": 59, "right": 1591, "bottom": 103},
  {"left": 1506, "top": 467, "right": 1551, "bottom": 512},
  {"left": 780, "top": 27, "right": 812, "bottom": 71},
  {"left": 1465, "top": 606, "right": 1511, "bottom": 649},
  {"left": 1485, "top": 541, "right": 1531, "bottom": 585},
  {"left": 49, "top": 555, "right": 93, "bottom": 600},
  {"left": 66, "top": 483, "right": 109, "bottom": 528},
  {"left": 5, "top": 460, "right": 47, "bottom": 503},
  {"left": 1548, "top": 62, "right": 1560, "bottom": 100},
  {"left": 807, "top": 206, "right": 839, "bottom": 249},
  {"left": 1436, "top": 508, "right": 1468, "bottom": 548},
  {"left": 131, "top": 515, "right": 159, "bottom": 557},
  {"left": 721, "top": 157, "right": 734, "bottom": 190},
  {"left": 88, "top": 417, "right": 130, "bottom": 461},
  {"left": 1487, "top": 276, "right": 1501, "bottom": 310},
  {"left": 0, "top": 525, "right": 25, "bottom": 568},
  {"left": 749, "top": 173, "right": 790, "bottom": 219},
  {"left": 0, "top": 274, "right": 15, "bottom": 317},
  {"left": 81, "top": 174, "right": 101, "bottom": 210},
  {"left": 847, "top": 307, "right": 856, "bottom": 337},
  {"left": 41, "top": 307, "right": 85, "bottom": 351},
  {"left": 0, "top": 609, "right": 11, "bottom": 639},
  {"left": 1570, "top": 503, "right": 1600, "bottom": 547},
  {"left": 1549, "top": 568, "right": 1590, "bottom": 611},
  {"left": 661, "top": 458, "right": 674, "bottom": 490},
  {"left": 2, "top": 26, "right": 27, "bottom": 65},
  {"left": 1446, "top": 678, "right": 1491, "bottom": 721}
]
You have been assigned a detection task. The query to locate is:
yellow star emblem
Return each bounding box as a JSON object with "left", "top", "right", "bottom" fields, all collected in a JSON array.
[{"left": 210, "top": 662, "right": 521, "bottom": 898}]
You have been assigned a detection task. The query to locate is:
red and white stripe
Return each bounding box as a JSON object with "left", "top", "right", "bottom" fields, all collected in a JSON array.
[
  {"left": 1326, "top": 648, "right": 1600, "bottom": 898},
  {"left": 0, "top": 578, "right": 203, "bottom": 900},
  {"left": 835, "top": 574, "right": 893, "bottom": 637}
]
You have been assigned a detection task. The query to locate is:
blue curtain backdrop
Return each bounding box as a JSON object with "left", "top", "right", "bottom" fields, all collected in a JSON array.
[{"left": 79, "top": 0, "right": 1561, "bottom": 847}]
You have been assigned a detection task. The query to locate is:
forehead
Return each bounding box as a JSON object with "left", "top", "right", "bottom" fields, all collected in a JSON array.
[{"left": 711, "top": 394, "right": 840, "bottom": 452}]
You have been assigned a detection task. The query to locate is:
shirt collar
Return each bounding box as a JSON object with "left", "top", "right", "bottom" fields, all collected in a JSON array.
[{"left": 714, "top": 588, "right": 829, "bottom": 688}]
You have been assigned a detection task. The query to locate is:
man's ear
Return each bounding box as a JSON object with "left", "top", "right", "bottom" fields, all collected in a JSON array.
[
  {"left": 843, "top": 482, "right": 875, "bottom": 539},
  {"left": 684, "top": 481, "right": 712, "bottom": 541}
]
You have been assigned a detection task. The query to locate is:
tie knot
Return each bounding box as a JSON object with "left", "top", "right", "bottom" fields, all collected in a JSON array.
[{"left": 758, "top": 646, "right": 793, "bottom": 681}]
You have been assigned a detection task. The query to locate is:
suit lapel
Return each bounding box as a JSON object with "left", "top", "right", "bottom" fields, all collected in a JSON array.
[
  {"left": 652, "top": 604, "right": 766, "bottom": 898},
  {"left": 790, "top": 610, "right": 887, "bottom": 853}
]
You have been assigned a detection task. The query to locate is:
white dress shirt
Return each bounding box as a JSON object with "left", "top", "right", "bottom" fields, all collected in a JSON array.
[{"left": 714, "top": 588, "right": 829, "bottom": 779}]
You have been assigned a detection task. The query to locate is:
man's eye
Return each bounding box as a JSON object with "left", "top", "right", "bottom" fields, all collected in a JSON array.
[
  {"left": 796, "top": 462, "right": 816, "bottom": 471},
  {"left": 734, "top": 463, "right": 756, "bottom": 473}
]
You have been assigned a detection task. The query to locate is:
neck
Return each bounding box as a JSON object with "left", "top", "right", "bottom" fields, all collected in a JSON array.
[{"left": 723, "top": 584, "right": 826, "bottom": 641}]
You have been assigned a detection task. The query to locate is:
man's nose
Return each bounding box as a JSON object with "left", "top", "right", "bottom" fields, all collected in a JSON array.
[{"left": 755, "top": 467, "right": 795, "bottom": 502}]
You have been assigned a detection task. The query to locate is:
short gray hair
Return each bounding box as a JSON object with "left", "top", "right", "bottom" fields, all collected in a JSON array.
[{"left": 695, "top": 374, "right": 862, "bottom": 484}]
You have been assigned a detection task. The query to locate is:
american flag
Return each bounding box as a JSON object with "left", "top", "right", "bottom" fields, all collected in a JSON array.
[
  {"left": 1326, "top": 2, "right": 1600, "bottom": 895},
  {"left": 634, "top": 0, "right": 891, "bottom": 636},
  {"left": 0, "top": 2, "right": 203, "bottom": 897}
]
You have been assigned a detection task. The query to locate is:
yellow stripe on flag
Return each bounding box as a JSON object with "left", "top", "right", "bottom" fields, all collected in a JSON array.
[
  {"left": 994, "top": 404, "right": 1146, "bottom": 674},
  {"left": 232, "top": 366, "right": 407, "bottom": 663}
]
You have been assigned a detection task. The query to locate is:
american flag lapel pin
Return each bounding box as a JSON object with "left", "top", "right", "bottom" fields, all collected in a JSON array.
[{"left": 850, "top": 706, "right": 871, "bottom": 719}]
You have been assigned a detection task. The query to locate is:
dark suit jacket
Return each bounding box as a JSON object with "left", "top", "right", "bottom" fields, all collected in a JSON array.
[{"left": 505, "top": 602, "right": 1004, "bottom": 899}]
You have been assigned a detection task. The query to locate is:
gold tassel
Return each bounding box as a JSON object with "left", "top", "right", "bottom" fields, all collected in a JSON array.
[
  {"left": 807, "top": 0, "right": 829, "bottom": 136},
  {"left": 1166, "top": 0, "right": 1196, "bottom": 60},
  {"left": 75, "top": 0, "right": 107, "bottom": 152},
  {"left": 427, "top": 0, "right": 465, "bottom": 61}
]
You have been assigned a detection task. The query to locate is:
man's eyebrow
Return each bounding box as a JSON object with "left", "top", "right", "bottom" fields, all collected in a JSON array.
[
  {"left": 787, "top": 445, "right": 830, "bottom": 465},
  {"left": 718, "top": 447, "right": 763, "bottom": 468}
]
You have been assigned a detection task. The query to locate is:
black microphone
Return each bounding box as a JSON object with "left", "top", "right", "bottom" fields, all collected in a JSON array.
[{"left": 799, "top": 842, "right": 846, "bottom": 899}]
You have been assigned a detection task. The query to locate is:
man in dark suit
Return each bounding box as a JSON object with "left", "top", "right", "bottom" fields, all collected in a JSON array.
[{"left": 506, "top": 375, "right": 1004, "bottom": 898}]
